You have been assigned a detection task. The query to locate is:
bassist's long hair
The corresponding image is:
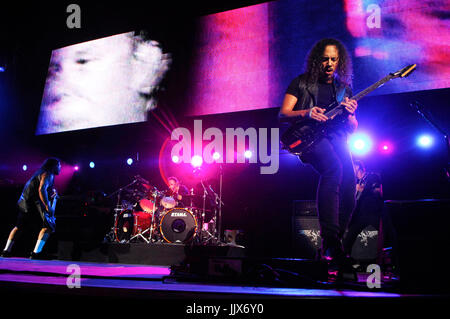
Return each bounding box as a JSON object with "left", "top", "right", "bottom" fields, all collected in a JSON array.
[{"left": 304, "top": 38, "right": 353, "bottom": 88}]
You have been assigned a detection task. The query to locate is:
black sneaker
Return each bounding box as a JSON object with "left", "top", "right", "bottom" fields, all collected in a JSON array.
[
  {"left": 30, "top": 251, "right": 56, "bottom": 260},
  {"left": 29, "top": 252, "right": 45, "bottom": 260}
]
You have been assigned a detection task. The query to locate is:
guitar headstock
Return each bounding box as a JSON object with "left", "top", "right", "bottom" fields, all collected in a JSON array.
[{"left": 391, "top": 64, "right": 417, "bottom": 78}]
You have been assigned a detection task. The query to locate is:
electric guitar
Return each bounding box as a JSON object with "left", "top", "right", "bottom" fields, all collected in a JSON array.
[{"left": 280, "top": 64, "right": 417, "bottom": 156}]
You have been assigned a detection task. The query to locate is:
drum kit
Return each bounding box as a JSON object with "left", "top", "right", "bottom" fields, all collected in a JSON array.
[{"left": 105, "top": 175, "right": 223, "bottom": 245}]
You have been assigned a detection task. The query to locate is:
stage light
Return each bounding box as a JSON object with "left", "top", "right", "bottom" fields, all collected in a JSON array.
[
  {"left": 89, "top": 161, "right": 95, "bottom": 168},
  {"left": 349, "top": 133, "right": 373, "bottom": 155},
  {"left": 379, "top": 142, "right": 393, "bottom": 154},
  {"left": 22, "top": 165, "right": 27, "bottom": 171},
  {"left": 244, "top": 150, "right": 252, "bottom": 159},
  {"left": 417, "top": 135, "right": 433, "bottom": 148},
  {"left": 172, "top": 155, "right": 180, "bottom": 163},
  {"left": 354, "top": 139, "right": 365, "bottom": 150},
  {"left": 127, "top": 158, "right": 133, "bottom": 165},
  {"left": 0, "top": 66, "right": 5, "bottom": 73},
  {"left": 74, "top": 165, "right": 80, "bottom": 171},
  {"left": 212, "top": 152, "right": 221, "bottom": 161},
  {"left": 191, "top": 155, "right": 203, "bottom": 168}
]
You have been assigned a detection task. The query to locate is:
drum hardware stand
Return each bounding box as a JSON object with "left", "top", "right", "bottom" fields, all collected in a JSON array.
[
  {"left": 129, "top": 224, "right": 150, "bottom": 243},
  {"left": 105, "top": 187, "right": 128, "bottom": 243},
  {"left": 199, "top": 180, "right": 214, "bottom": 244},
  {"left": 130, "top": 187, "right": 161, "bottom": 244},
  {"left": 197, "top": 178, "right": 225, "bottom": 245},
  {"left": 104, "top": 205, "right": 123, "bottom": 243},
  {"left": 213, "top": 164, "right": 225, "bottom": 244},
  {"left": 147, "top": 189, "right": 160, "bottom": 243},
  {"left": 104, "top": 178, "right": 141, "bottom": 243},
  {"left": 218, "top": 164, "right": 224, "bottom": 243},
  {"left": 200, "top": 179, "right": 208, "bottom": 230},
  {"left": 200, "top": 209, "right": 218, "bottom": 245}
]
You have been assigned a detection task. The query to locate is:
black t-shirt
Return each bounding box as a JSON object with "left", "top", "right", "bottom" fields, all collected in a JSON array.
[
  {"left": 286, "top": 77, "right": 336, "bottom": 110},
  {"left": 317, "top": 82, "right": 336, "bottom": 108},
  {"left": 171, "top": 185, "right": 190, "bottom": 207}
]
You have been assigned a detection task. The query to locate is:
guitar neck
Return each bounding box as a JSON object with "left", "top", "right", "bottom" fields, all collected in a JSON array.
[
  {"left": 325, "top": 74, "right": 394, "bottom": 118},
  {"left": 351, "top": 75, "right": 393, "bottom": 101}
]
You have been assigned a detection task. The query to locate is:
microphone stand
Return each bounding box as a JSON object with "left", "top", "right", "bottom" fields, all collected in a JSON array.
[
  {"left": 199, "top": 179, "right": 208, "bottom": 241},
  {"left": 218, "top": 164, "right": 223, "bottom": 244},
  {"left": 411, "top": 101, "right": 450, "bottom": 182}
]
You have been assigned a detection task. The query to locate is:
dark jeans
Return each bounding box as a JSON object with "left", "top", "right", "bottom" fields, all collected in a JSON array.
[{"left": 301, "top": 132, "right": 356, "bottom": 258}]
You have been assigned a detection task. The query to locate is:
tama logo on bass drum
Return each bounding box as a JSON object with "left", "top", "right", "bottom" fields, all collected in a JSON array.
[{"left": 171, "top": 212, "right": 187, "bottom": 217}]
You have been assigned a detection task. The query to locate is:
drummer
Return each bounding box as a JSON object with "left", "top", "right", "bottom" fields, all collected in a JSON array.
[{"left": 167, "top": 176, "right": 190, "bottom": 207}]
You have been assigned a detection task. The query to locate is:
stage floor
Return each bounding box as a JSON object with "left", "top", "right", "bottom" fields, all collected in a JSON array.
[
  {"left": 0, "top": 257, "right": 398, "bottom": 297},
  {"left": 1, "top": 256, "right": 447, "bottom": 314}
]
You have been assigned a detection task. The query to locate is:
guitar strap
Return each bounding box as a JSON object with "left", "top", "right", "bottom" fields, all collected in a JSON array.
[{"left": 333, "top": 80, "right": 348, "bottom": 104}]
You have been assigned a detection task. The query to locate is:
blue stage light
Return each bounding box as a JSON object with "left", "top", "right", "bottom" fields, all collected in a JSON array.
[
  {"left": 417, "top": 134, "right": 433, "bottom": 148},
  {"left": 349, "top": 132, "right": 373, "bottom": 155},
  {"left": 89, "top": 161, "right": 95, "bottom": 168},
  {"left": 127, "top": 158, "right": 133, "bottom": 165}
]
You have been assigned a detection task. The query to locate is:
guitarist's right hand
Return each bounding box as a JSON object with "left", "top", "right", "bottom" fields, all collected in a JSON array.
[{"left": 308, "top": 107, "right": 328, "bottom": 122}]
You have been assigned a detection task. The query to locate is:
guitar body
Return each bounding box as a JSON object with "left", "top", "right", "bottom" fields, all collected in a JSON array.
[{"left": 280, "top": 112, "right": 347, "bottom": 156}]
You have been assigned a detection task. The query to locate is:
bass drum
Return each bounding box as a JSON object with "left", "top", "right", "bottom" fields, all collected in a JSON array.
[
  {"left": 159, "top": 208, "right": 198, "bottom": 244},
  {"left": 114, "top": 210, "right": 152, "bottom": 242}
]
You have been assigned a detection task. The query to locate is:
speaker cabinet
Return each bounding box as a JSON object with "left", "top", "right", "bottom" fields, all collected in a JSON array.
[
  {"left": 385, "top": 199, "right": 450, "bottom": 292},
  {"left": 292, "top": 200, "right": 379, "bottom": 260}
]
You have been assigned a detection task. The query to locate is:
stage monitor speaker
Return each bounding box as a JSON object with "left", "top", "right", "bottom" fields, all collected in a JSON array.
[
  {"left": 293, "top": 200, "right": 317, "bottom": 216},
  {"left": 292, "top": 216, "right": 321, "bottom": 259},
  {"left": 292, "top": 201, "right": 379, "bottom": 260},
  {"left": 384, "top": 199, "right": 450, "bottom": 292}
]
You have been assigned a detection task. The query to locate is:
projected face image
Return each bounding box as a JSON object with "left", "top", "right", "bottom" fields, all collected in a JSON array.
[{"left": 36, "top": 32, "right": 171, "bottom": 134}]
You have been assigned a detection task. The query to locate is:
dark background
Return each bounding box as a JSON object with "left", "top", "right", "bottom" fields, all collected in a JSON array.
[{"left": 0, "top": 1, "right": 448, "bottom": 258}]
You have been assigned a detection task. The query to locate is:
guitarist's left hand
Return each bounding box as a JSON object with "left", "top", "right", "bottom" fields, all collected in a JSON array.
[{"left": 341, "top": 97, "right": 358, "bottom": 115}]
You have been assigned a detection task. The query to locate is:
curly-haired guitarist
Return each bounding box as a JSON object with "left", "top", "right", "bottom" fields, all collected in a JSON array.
[{"left": 279, "top": 38, "right": 358, "bottom": 274}]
